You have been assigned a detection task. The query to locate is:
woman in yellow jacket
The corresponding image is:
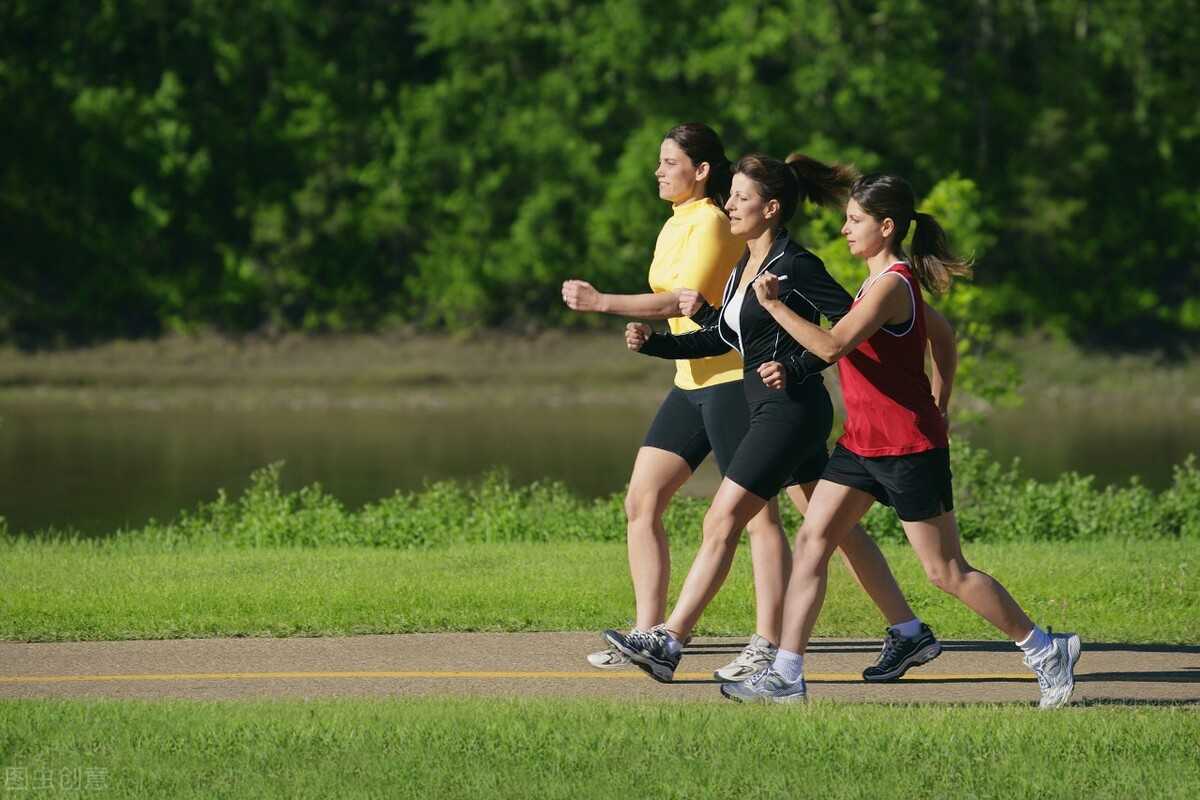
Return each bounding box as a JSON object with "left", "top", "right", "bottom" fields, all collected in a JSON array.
[{"left": 563, "top": 123, "right": 938, "bottom": 682}]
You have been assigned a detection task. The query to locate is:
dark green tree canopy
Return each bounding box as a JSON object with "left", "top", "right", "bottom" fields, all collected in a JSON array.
[{"left": 2, "top": 0, "right": 1197, "bottom": 348}]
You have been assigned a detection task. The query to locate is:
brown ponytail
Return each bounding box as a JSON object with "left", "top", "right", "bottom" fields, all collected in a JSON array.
[
  {"left": 910, "top": 211, "right": 973, "bottom": 295},
  {"left": 851, "top": 174, "right": 973, "bottom": 295},
  {"left": 784, "top": 153, "right": 857, "bottom": 210},
  {"left": 735, "top": 152, "right": 856, "bottom": 225}
]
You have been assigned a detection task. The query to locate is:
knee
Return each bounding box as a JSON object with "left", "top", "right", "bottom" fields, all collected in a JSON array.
[
  {"left": 923, "top": 561, "right": 962, "bottom": 595},
  {"left": 744, "top": 514, "right": 784, "bottom": 541},
  {"left": 700, "top": 507, "right": 741, "bottom": 547},
  {"left": 624, "top": 486, "right": 667, "bottom": 526},
  {"left": 790, "top": 523, "right": 831, "bottom": 569}
]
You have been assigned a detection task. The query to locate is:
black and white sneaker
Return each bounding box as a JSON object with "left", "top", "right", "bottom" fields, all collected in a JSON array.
[
  {"left": 861, "top": 624, "right": 943, "bottom": 682},
  {"left": 604, "top": 625, "right": 682, "bottom": 682}
]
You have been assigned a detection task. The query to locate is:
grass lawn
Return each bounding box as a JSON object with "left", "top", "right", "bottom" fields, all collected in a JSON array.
[
  {"left": 1, "top": 539, "right": 1195, "bottom": 643},
  {"left": 0, "top": 698, "right": 1196, "bottom": 799}
]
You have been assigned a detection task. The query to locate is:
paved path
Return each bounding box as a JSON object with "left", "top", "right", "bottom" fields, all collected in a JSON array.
[{"left": 2, "top": 634, "right": 1197, "bottom": 705}]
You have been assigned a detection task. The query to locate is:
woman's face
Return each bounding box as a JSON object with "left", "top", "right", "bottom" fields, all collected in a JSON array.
[
  {"left": 841, "top": 198, "right": 890, "bottom": 260},
  {"left": 656, "top": 138, "right": 704, "bottom": 204},
  {"left": 724, "top": 172, "right": 773, "bottom": 240}
]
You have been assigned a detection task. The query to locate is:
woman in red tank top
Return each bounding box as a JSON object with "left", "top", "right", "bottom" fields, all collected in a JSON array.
[{"left": 721, "top": 174, "right": 1082, "bottom": 708}]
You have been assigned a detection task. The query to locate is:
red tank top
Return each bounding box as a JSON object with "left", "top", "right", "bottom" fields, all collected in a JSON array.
[{"left": 837, "top": 263, "right": 949, "bottom": 457}]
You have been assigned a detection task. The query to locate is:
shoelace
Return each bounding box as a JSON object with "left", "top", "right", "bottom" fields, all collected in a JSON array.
[
  {"left": 736, "top": 643, "right": 774, "bottom": 666},
  {"left": 875, "top": 630, "right": 902, "bottom": 666},
  {"left": 624, "top": 628, "right": 664, "bottom": 652},
  {"left": 1032, "top": 661, "right": 1052, "bottom": 693}
]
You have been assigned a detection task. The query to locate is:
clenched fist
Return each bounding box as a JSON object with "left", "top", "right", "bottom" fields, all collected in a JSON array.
[
  {"left": 675, "top": 288, "right": 705, "bottom": 317},
  {"left": 562, "top": 279, "right": 603, "bottom": 312},
  {"left": 625, "top": 322, "right": 652, "bottom": 351},
  {"left": 753, "top": 272, "right": 781, "bottom": 305},
  {"left": 758, "top": 360, "right": 786, "bottom": 390}
]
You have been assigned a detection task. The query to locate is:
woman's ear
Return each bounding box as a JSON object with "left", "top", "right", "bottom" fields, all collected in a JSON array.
[
  {"left": 764, "top": 198, "right": 780, "bottom": 221},
  {"left": 694, "top": 161, "right": 710, "bottom": 183},
  {"left": 881, "top": 217, "right": 896, "bottom": 238}
]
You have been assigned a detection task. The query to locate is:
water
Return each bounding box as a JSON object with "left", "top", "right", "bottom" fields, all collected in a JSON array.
[{"left": 3, "top": 397, "right": 1199, "bottom": 536}]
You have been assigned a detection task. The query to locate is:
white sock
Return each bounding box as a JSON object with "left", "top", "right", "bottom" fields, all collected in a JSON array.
[
  {"left": 772, "top": 649, "right": 804, "bottom": 682},
  {"left": 1016, "top": 626, "right": 1053, "bottom": 659},
  {"left": 890, "top": 618, "right": 925, "bottom": 639}
]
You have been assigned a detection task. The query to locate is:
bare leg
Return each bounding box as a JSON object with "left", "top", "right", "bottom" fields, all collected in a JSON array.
[
  {"left": 665, "top": 478, "right": 767, "bottom": 640},
  {"left": 902, "top": 512, "right": 1034, "bottom": 641},
  {"left": 745, "top": 498, "right": 791, "bottom": 644},
  {"left": 785, "top": 482, "right": 915, "bottom": 626},
  {"left": 624, "top": 447, "right": 692, "bottom": 630},
  {"left": 778, "top": 481, "right": 877, "bottom": 654}
]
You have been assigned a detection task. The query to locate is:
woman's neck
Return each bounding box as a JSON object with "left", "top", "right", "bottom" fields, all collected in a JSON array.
[
  {"left": 672, "top": 188, "right": 707, "bottom": 208},
  {"left": 746, "top": 226, "right": 778, "bottom": 263},
  {"left": 866, "top": 246, "right": 903, "bottom": 278}
]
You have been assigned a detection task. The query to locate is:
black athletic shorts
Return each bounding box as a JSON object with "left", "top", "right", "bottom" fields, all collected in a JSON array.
[
  {"left": 642, "top": 381, "right": 749, "bottom": 475},
  {"left": 722, "top": 383, "right": 834, "bottom": 501},
  {"left": 822, "top": 444, "right": 954, "bottom": 522}
]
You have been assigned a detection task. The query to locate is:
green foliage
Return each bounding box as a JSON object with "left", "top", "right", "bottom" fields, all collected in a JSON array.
[
  {"left": 14, "top": 444, "right": 1196, "bottom": 549},
  {"left": 1, "top": 1, "right": 1197, "bottom": 346}
]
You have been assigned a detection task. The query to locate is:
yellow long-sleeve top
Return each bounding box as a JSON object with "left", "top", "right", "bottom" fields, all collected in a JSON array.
[{"left": 648, "top": 197, "right": 745, "bottom": 389}]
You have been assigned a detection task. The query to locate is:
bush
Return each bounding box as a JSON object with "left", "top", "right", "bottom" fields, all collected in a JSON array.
[{"left": 11, "top": 443, "right": 1193, "bottom": 550}]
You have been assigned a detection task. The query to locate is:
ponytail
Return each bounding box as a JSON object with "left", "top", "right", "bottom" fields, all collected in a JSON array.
[
  {"left": 704, "top": 154, "right": 733, "bottom": 210},
  {"left": 735, "top": 152, "right": 856, "bottom": 225},
  {"left": 851, "top": 174, "right": 974, "bottom": 296},
  {"left": 910, "top": 211, "right": 973, "bottom": 295},
  {"left": 784, "top": 153, "right": 857, "bottom": 210}
]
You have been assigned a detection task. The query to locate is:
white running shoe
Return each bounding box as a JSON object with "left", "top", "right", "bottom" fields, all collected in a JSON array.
[
  {"left": 720, "top": 668, "right": 808, "bottom": 704},
  {"left": 1025, "top": 632, "right": 1082, "bottom": 709},
  {"left": 586, "top": 645, "right": 632, "bottom": 669},
  {"left": 713, "top": 634, "right": 777, "bottom": 683}
]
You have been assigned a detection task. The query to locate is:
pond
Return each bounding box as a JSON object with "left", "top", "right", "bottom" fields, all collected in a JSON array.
[{"left": 4, "top": 393, "right": 1199, "bottom": 536}]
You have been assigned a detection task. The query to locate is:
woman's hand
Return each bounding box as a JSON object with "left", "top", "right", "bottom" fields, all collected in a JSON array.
[
  {"left": 625, "top": 322, "right": 652, "bottom": 351},
  {"left": 675, "top": 288, "right": 705, "bottom": 317},
  {"left": 758, "top": 360, "right": 786, "bottom": 390},
  {"left": 753, "top": 273, "right": 781, "bottom": 308},
  {"left": 562, "top": 279, "right": 604, "bottom": 312}
]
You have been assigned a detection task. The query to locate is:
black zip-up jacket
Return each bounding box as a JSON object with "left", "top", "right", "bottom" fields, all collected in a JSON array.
[{"left": 640, "top": 229, "right": 852, "bottom": 397}]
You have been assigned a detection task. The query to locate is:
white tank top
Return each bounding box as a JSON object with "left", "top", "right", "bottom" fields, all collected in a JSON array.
[{"left": 723, "top": 286, "right": 747, "bottom": 345}]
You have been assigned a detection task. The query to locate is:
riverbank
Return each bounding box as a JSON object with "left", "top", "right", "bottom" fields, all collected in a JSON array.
[
  {"left": 2, "top": 331, "right": 1199, "bottom": 534},
  {"left": 1, "top": 330, "right": 1197, "bottom": 411}
]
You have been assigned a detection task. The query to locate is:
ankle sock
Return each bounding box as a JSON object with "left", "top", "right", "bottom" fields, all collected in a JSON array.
[
  {"left": 772, "top": 649, "right": 804, "bottom": 682},
  {"left": 890, "top": 618, "right": 925, "bottom": 639},
  {"left": 1016, "top": 625, "right": 1052, "bottom": 659}
]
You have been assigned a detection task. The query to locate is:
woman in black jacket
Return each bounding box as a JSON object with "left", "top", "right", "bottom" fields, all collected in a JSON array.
[{"left": 606, "top": 154, "right": 944, "bottom": 683}]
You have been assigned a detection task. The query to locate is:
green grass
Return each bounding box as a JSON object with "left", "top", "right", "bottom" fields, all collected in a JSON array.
[
  {"left": 0, "top": 699, "right": 1196, "bottom": 799},
  {"left": 1, "top": 539, "right": 1195, "bottom": 643}
]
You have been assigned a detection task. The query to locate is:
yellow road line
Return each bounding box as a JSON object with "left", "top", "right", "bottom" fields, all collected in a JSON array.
[{"left": 0, "top": 670, "right": 1034, "bottom": 685}]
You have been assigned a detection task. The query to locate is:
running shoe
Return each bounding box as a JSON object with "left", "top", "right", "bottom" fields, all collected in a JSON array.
[
  {"left": 604, "top": 625, "right": 681, "bottom": 682},
  {"left": 1026, "top": 631, "right": 1082, "bottom": 709},
  {"left": 720, "top": 668, "right": 808, "bottom": 704},
  {"left": 862, "top": 624, "right": 943, "bottom": 682},
  {"left": 713, "top": 634, "right": 777, "bottom": 683},
  {"left": 586, "top": 643, "right": 633, "bottom": 669}
]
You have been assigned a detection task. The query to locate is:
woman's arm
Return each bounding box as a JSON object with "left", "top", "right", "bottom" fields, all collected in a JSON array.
[
  {"left": 924, "top": 305, "right": 957, "bottom": 416},
  {"left": 753, "top": 272, "right": 912, "bottom": 363},
  {"left": 625, "top": 322, "right": 733, "bottom": 360},
  {"left": 561, "top": 280, "right": 685, "bottom": 319}
]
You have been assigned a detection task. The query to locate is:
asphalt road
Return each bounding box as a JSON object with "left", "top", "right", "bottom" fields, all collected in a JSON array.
[{"left": 2, "top": 633, "right": 1197, "bottom": 705}]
